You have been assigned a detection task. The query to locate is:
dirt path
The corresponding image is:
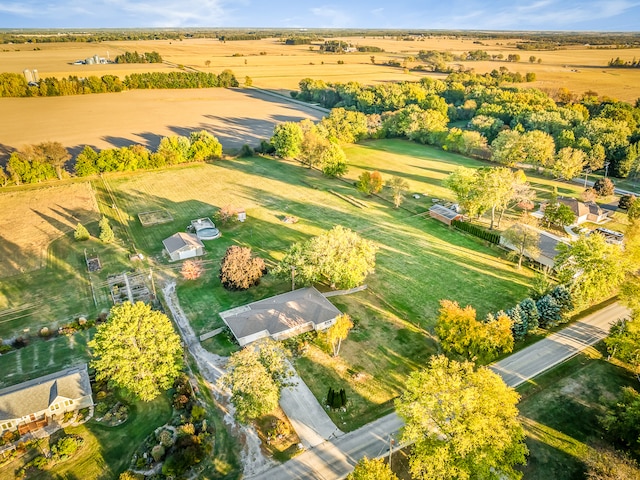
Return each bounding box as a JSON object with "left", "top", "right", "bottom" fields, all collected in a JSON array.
[{"left": 162, "top": 282, "right": 274, "bottom": 477}]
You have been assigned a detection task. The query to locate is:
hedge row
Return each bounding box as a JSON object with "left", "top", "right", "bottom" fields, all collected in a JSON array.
[{"left": 452, "top": 219, "right": 501, "bottom": 244}]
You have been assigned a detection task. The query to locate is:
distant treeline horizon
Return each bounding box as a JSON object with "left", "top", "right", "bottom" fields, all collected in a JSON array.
[{"left": 1, "top": 28, "right": 639, "bottom": 48}]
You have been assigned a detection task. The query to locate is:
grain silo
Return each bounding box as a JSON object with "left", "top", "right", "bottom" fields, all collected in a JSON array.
[
  {"left": 93, "top": 54, "right": 99, "bottom": 64},
  {"left": 23, "top": 69, "right": 33, "bottom": 83},
  {"left": 32, "top": 69, "right": 39, "bottom": 82}
]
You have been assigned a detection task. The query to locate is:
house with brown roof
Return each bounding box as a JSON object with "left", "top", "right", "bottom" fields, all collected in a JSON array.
[
  {"left": 556, "top": 197, "right": 609, "bottom": 226},
  {"left": 219, "top": 287, "right": 342, "bottom": 346},
  {"left": 0, "top": 364, "right": 93, "bottom": 434},
  {"left": 162, "top": 232, "right": 205, "bottom": 262},
  {"left": 429, "top": 204, "right": 463, "bottom": 226}
]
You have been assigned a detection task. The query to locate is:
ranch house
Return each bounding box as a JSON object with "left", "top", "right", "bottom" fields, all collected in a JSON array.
[
  {"left": 541, "top": 197, "right": 609, "bottom": 226},
  {"left": 163, "top": 232, "right": 205, "bottom": 262},
  {"left": 219, "top": 287, "right": 342, "bottom": 346},
  {"left": 0, "top": 364, "right": 93, "bottom": 435},
  {"left": 500, "top": 228, "right": 570, "bottom": 270}
]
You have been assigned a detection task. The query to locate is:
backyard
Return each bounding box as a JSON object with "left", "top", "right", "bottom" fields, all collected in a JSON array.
[{"left": 102, "top": 139, "right": 535, "bottom": 429}]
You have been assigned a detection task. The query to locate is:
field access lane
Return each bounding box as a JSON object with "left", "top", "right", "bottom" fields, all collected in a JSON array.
[{"left": 490, "top": 301, "right": 630, "bottom": 387}]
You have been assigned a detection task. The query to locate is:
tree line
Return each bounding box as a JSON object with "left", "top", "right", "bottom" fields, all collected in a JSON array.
[
  {"left": 0, "top": 69, "right": 238, "bottom": 97},
  {"left": 1, "top": 131, "right": 222, "bottom": 185},
  {"left": 291, "top": 73, "right": 640, "bottom": 179},
  {"left": 114, "top": 50, "right": 163, "bottom": 64}
]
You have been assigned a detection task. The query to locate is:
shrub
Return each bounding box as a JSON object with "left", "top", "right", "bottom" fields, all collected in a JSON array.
[
  {"left": 191, "top": 405, "right": 206, "bottom": 422},
  {"left": 151, "top": 444, "right": 166, "bottom": 462},
  {"left": 158, "top": 429, "right": 175, "bottom": 447},
  {"left": 180, "top": 259, "right": 204, "bottom": 281},
  {"left": 239, "top": 144, "right": 254, "bottom": 157},
  {"left": 593, "top": 177, "right": 615, "bottom": 196},
  {"left": 179, "top": 423, "right": 196, "bottom": 436},
  {"left": 619, "top": 194, "right": 636, "bottom": 210},
  {"left": 219, "top": 245, "right": 267, "bottom": 290},
  {"left": 51, "top": 435, "right": 84, "bottom": 460}
]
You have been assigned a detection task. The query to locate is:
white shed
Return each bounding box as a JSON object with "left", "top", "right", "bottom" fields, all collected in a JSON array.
[{"left": 163, "top": 232, "right": 205, "bottom": 262}]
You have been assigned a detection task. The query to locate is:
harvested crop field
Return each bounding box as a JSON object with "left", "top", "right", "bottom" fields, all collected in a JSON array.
[
  {"left": 0, "top": 182, "right": 99, "bottom": 277},
  {"left": 0, "top": 87, "right": 324, "bottom": 157}
]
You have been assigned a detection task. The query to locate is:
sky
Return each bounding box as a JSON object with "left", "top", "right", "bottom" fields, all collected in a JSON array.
[{"left": 0, "top": 0, "right": 639, "bottom": 31}]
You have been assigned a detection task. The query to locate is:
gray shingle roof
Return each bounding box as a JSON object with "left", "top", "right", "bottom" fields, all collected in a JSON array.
[
  {"left": 429, "top": 204, "right": 461, "bottom": 220},
  {"left": 162, "top": 232, "right": 204, "bottom": 254},
  {"left": 0, "top": 364, "right": 92, "bottom": 421},
  {"left": 220, "top": 287, "right": 341, "bottom": 342}
]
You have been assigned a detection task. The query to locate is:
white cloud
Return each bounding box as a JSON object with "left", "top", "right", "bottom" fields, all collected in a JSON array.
[{"left": 310, "top": 6, "right": 352, "bottom": 27}]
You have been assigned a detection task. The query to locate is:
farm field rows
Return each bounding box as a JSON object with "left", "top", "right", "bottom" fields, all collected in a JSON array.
[
  {"left": 2, "top": 36, "right": 639, "bottom": 101},
  {"left": 0, "top": 87, "right": 323, "bottom": 157}
]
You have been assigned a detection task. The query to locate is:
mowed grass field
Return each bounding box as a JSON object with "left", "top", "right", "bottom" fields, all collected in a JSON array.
[
  {"left": 103, "top": 139, "right": 533, "bottom": 428},
  {"left": 0, "top": 182, "right": 99, "bottom": 277},
  {"left": 517, "top": 344, "right": 638, "bottom": 480}
]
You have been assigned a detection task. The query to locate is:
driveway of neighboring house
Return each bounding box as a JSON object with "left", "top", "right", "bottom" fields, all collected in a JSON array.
[{"left": 280, "top": 361, "right": 344, "bottom": 448}]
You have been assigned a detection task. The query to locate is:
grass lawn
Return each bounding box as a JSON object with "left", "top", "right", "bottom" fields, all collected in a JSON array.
[
  {"left": 0, "top": 227, "right": 133, "bottom": 341},
  {"left": 0, "top": 330, "right": 93, "bottom": 389},
  {"left": 17, "top": 395, "right": 172, "bottom": 480},
  {"left": 100, "top": 139, "right": 534, "bottom": 431},
  {"left": 516, "top": 343, "right": 638, "bottom": 480}
]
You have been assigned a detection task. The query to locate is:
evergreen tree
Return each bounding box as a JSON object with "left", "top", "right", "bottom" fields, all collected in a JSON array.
[
  {"left": 99, "top": 216, "right": 115, "bottom": 243},
  {"left": 509, "top": 304, "right": 528, "bottom": 341},
  {"left": 74, "top": 222, "right": 90, "bottom": 241},
  {"left": 536, "top": 294, "right": 562, "bottom": 328},
  {"left": 519, "top": 298, "right": 540, "bottom": 333}
]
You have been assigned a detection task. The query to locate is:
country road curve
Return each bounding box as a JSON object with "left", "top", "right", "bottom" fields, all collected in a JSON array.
[{"left": 247, "top": 301, "right": 630, "bottom": 480}]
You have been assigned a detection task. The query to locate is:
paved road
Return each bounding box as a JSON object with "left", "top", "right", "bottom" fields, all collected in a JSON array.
[
  {"left": 247, "top": 301, "right": 630, "bottom": 480},
  {"left": 491, "top": 302, "right": 629, "bottom": 386}
]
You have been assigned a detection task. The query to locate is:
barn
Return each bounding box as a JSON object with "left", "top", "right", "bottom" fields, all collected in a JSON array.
[
  {"left": 429, "top": 204, "right": 462, "bottom": 226},
  {"left": 163, "top": 232, "right": 205, "bottom": 262}
]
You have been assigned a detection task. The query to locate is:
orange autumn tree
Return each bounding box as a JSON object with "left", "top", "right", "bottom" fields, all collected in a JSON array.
[{"left": 435, "top": 299, "right": 513, "bottom": 362}]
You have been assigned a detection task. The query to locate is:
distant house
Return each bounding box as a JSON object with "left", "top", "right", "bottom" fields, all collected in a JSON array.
[
  {"left": 500, "top": 227, "right": 570, "bottom": 270},
  {"left": 554, "top": 197, "right": 609, "bottom": 226},
  {"left": 220, "top": 287, "right": 342, "bottom": 346},
  {"left": 163, "top": 232, "right": 205, "bottom": 262},
  {"left": 429, "top": 204, "right": 463, "bottom": 226},
  {"left": 0, "top": 364, "right": 93, "bottom": 435}
]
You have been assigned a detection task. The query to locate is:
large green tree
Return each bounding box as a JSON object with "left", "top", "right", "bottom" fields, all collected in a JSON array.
[
  {"left": 89, "top": 302, "right": 183, "bottom": 401},
  {"left": 271, "top": 121, "right": 304, "bottom": 159},
  {"left": 555, "top": 233, "right": 629, "bottom": 305},
  {"left": 347, "top": 456, "right": 398, "bottom": 480},
  {"left": 502, "top": 214, "right": 540, "bottom": 268},
  {"left": 274, "top": 226, "right": 378, "bottom": 289},
  {"left": 396, "top": 355, "right": 528, "bottom": 480},
  {"left": 219, "top": 338, "right": 292, "bottom": 423}
]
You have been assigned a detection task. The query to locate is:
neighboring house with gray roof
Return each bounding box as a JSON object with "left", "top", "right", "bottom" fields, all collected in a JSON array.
[
  {"left": 163, "top": 232, "right": 205, "bottom": 262},
  {"left": 501, "top": 227, "right": 570, "bottom": 270},
  {"left": 0, "top": 364, "right": 93, "bottom": 434},
  {"left": 219, "top": 287, "right": 342, "bottom": 346}
]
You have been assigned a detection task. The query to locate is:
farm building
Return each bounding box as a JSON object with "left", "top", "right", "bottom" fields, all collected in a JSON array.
[
  {"left": 429, "top": 204, "right": 462, "bottom": 225},
  {"left": 500, "top": 228, "right": 570, "bottom": 270},
  {"left": 0, "top": 364, "right": 93, "bottom": 435},
  {"left": 190, "top": 218, "right": 221, "bottom": 240},
  {"left": 163, "top": 232, "right": 205, "bottom": 261},
  {"left": 219, "top": 287, "right": 342, "bottom": 346}
]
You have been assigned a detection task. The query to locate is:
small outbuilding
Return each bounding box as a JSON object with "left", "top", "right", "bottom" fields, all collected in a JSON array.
[
  {"left": 219, "top": 287, "right": 342, "bottom": 346},
  {"left": 429, "top": 204, "right": 462, "bottom": 226},
  {"left": 163, "top": 232, "right": 205, "bottom": 262},
  {"left": 190, "top": 218, "right": 221, "bottom": 240}
]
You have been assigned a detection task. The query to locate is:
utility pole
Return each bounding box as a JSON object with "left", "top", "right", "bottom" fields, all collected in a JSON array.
[
  {"left": 583, "top": 168, "right": 591, "bottom": 188},
  {"left": 291, "top": 265, "right": 296, "bottom": 291},
  {"left": 605, "top": 161, "right": 611, "bottom": 178},
  {"left": 389, "top": 434, "right": 394, "bottom": 469},
  {"left": 149, "top": 268, "right": 157, "bottom": 300}
]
